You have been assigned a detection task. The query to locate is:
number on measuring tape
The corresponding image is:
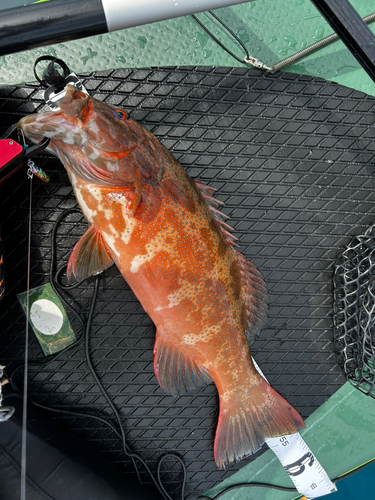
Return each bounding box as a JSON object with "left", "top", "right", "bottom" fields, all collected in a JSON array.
[
  {"left": 284, "top": 452, "right": 314, "bottom": 476},
  {"left": 280, "top": 436, "right": 289, "bottom": 446}
]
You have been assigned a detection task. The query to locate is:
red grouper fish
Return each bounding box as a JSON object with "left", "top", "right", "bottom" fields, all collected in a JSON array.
[{"left": 18, "top": 85, "right": 304, "bottom": 469}]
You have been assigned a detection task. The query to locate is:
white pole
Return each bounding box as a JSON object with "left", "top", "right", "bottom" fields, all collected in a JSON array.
[{"left": 101, "top": 0, "right": 251, "bottom": 32}]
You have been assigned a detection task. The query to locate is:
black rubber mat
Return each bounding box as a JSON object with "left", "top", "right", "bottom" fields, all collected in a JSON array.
[{"left": 1, "top": 66, "right": 375, "bottom": 498}]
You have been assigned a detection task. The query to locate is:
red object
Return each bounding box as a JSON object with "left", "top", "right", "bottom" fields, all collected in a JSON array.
[
  {"left": 0, "top": 138, "right": 25, "bottom": 183},
  {"left": 0, "top": 139, "right": 23, "bottom": 168}
]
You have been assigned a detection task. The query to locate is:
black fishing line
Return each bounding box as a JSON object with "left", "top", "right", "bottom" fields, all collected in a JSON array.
[
  {"left": 191, "top": 11, "right": 375, "bottom": 73},
  {"left": 197, "top": 483, "right": 297, "bottom": 499},
  {"left": 195, "top": 459, "right": 375, "bottom": 499},
  {"left": 9, "top": 208, "right": 185, "bottom": 500},
  {"left": 191, "top": 11, "right": 250, "bottom": 64}
]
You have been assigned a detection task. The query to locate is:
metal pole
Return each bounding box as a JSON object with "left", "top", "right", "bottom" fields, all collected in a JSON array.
[
  {"left": 0, "top": 0, "right": 251, "bottom": 57},
  {"left": 310, "top": 0, "right": 375, "bottom": 83}
]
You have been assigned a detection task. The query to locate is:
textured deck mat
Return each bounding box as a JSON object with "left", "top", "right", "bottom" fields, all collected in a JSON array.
[{"left": 1, "top": 66, "right": 375, "bottom": 498}]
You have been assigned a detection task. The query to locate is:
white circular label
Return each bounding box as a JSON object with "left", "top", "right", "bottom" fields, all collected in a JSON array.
[{"left": 30, "top": 299, "right": 64, "bottom": 335}]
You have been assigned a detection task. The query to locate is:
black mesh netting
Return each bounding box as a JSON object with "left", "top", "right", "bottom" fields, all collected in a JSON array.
[
  {"left": 333, "top": 225, "right": 375, "bottom": 397},
  {"left": 2, "top": 66, "right": 375, "bottom": 498}
]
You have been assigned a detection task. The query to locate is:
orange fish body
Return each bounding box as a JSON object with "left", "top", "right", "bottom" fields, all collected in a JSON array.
[{"left": 19, "top": 85, "right": 304, "bottom": 468}]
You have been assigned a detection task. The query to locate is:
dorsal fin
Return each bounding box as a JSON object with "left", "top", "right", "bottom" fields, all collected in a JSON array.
[
  {"left": 234, "top": 249, "right": 269, "bottom": 344},
  {"left": 195, "top": 179, "right": 269, "bottom": 343},
  {"left": 194, "top": 179, "right": 239, "bottom": 247}
]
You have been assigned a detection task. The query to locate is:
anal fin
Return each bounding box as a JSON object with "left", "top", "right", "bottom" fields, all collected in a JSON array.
[
  {"left": 67, "top": 225, "right": 114, "bottom": 283},
  {"left": 153, "top": 333, "right": 212, "bottom": 396}
]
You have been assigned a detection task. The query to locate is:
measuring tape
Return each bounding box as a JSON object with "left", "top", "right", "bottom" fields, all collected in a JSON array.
[
  {"left": 267, "top": 433, "right": 336, "bottom": 499},
  {"left": 252, "top": 358, "right": 336, "bottom": 499}
]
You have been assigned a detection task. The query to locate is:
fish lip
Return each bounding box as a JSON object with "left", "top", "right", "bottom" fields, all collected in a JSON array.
[
  {"left": 17, "top": 112, "right": 64, "bottom": 138},
  {"left": 17, "top": 114, "right": 38, "bottom": 130},
  {"left": 17, "top": 119, "right": 42, "bottom": 142},
  {"left": 19, "top": 111, "right": 59, "bottom": 125}
]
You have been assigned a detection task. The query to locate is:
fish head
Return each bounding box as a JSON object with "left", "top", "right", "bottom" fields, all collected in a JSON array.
[{"left": 18, "top": 85, "right": 160, "bottom": 187}]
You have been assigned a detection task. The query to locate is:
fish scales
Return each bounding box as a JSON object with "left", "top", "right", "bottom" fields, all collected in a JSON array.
[{"left": 18, "top": 85, "right": 304, "bottom": 469}]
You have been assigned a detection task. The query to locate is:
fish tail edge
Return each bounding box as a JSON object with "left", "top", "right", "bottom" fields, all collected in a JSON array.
[{"left": 214, "top": 376, "right": 305, "bottom": 469}]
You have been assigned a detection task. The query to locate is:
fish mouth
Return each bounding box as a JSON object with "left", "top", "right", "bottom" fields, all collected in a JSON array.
[
  {"left": 18, "top": 111, "right": 59, "bottom": 126},
  {"left": 18, "top": 114, "right": 41, "bottom": 138},
  {"left": 18, "top": 111, "right": 85, "bottom": 146},
  {"left": 17, "top": 117, "right": 44, "bottom": 143},
  {"left": 60, "top": 84, "right": 90, "bottom": 117},
  {"left": 18, "top": 112, "right": 62, "bottom": 138}
]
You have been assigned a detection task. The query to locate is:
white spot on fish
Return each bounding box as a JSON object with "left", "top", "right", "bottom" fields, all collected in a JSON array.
[
  {"left": 101, "top": 231, "right": 119, "bottom": 258},
  {"left": 155, "top": 281, "right": 194, "bottom": 311},
  {"left": 121, "top": 217, "right": 136, "bottom": 244},
  {"left": 88, "top": 150, "right": 99, "bottom": 160},
  {"left": 89, "top": 121, "right": 101, "bottom": 135},
  {"left": 183, "top": 334, "right": 204, "bottom": 346},
  {"left": 106, "top": 162, "right": 118, "bottom": 172},
  {"left": 128, "top": 222, "right": 177, "bottom": 273},
  {"left": 89, "top": 187, "right": 102, "bottom": 202},
  {"left": 63, "top": 130, "right": 76, "bottom": 145},
  {"left": 29, "top": 123, "right": 42, "bottom": 133},
  {"left": 101, "top": 205, "right": 114, "bottom": 221},
  {"left": 45, "top": 126, "right": 76, "bottom": 143},
  {"left": 108, "top": 224, "right": 118, "bottom": 237},
  {"left": 182, "top": 322, "right": 224, "bottom": 346},
  {"left": 75, "top": 188, "right": 97, "bottom": 220},
  {"left": 130, "top": 254, "right": 148, "bottom": 273},
  {"left": 70, "top": 173, "right": 97, "bottom": 221},
  {"left": 88, "top": 187, "right": 113, "bottom": 221}
]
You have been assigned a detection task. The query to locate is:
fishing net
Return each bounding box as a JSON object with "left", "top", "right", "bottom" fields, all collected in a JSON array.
[{"left": 333, "top": 224, "right": 375, "bottom": 398}]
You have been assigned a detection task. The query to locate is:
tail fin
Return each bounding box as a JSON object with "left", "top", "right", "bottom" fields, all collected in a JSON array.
[{"left": 214, "top": 376, "right": 304, "bottom": 469}]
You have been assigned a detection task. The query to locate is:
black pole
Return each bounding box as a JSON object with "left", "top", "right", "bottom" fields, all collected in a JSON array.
[
  {"left": 0, "top": 0, "right": 250, "bottom": 58},
  {"left": 0, "top": 0, "right": 107, "bottom": 57},
  {"left": 310, "top": 0, "right": 375, "bottom": 83}
]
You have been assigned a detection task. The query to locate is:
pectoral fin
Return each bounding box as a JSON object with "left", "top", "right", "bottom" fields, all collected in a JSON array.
[{"left": 67, "top": 225, "right": 114, "bottom": 283}]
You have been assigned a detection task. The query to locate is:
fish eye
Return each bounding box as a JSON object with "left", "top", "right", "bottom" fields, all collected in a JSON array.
[{"left": 114, "top": 109, "right": 129, "bottom": 120}]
